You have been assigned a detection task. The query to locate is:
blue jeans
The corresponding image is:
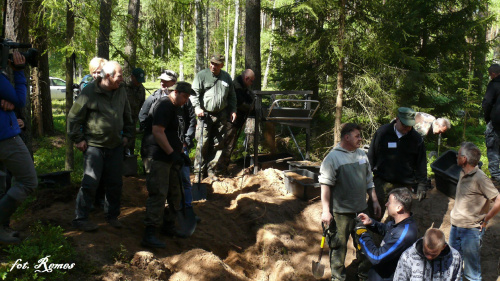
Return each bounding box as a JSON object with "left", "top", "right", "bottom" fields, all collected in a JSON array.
[
  {"left": 449, "top": 225, "right": 484, "bottom": 281},
  {"left": 182, "top": 148, "right": 193, "bottom": 207},
  {"left": 485, "top": 122, "right": 500, "bottom": 182},
  {"left": 75, "top": 145, "right": 123, "bottom": 221}
]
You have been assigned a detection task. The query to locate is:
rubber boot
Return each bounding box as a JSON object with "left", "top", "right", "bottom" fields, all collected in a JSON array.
[
  {"left": 141, "top": 226, "right": 166, "bottom": 248},
  {"left": 0, "top": 195, "right": 20, "bottom": 244}
]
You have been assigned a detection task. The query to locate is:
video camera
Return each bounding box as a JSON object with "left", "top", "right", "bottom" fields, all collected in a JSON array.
[{"left": 0, "top": 38, "right": 38, "bottom": 70}]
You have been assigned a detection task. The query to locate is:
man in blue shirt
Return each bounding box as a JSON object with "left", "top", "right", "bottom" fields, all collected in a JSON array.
[{"left": 0, "top": 51, "right": 38, "bottom": 243}]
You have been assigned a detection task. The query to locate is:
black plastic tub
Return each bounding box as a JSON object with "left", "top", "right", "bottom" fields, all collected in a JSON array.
[
  {"left": 283, "top": 168, "right": 320, "bottom": 200},
  {"left": 431, "top": 150, "right": 461, "bottom": 198},
  {"left": 39, "top": 171, "right": 72, "bottom": 188}
]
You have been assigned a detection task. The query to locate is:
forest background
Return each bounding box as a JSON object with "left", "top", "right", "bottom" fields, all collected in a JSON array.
[
  {"left": 2, "top": 0, "right": 500, "bottom": 173},
  {"left": 0, "top": 0, "right": 500, "bottom": 279}
]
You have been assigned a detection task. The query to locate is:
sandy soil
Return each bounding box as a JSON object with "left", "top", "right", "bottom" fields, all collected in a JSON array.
[{"left": 11, "top": 164, "right": 500, "bottom": 281}]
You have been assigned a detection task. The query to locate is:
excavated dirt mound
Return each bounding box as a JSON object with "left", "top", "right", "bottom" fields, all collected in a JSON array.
[{"left": 10, "top": 166, "right": 500, "bottom": 280}]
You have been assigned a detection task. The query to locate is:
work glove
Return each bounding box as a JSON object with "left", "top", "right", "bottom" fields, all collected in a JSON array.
[
  {"left": 417, "top": 185, "right": 427, "bottom": 201},
  {"left": 326, "top": 219, "right": 341, "bottom": 250},
  {"left": 354, "top": 217, "right": 368, "bottom": 251},
  {"left": 169, "top": 151, "right": 184, "bottom": 171}
]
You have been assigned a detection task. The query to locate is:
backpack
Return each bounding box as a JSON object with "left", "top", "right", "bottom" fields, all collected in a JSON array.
[{"left": 78, "top": 74, "right": 94, "bottom": 93}]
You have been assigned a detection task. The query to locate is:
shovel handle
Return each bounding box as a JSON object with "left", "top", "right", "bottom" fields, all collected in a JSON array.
[{"left": 320, "top": 236, "right": 325, "bottom": 249}]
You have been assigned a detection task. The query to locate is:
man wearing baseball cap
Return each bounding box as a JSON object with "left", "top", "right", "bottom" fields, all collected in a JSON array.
[
  {"left": 141, "top": 81, "right": 193, "bottom": 248},
  {"left": 367, "top": 107, "right": 427, "bottom": 217},
  {"left": 138, "top": 70, "right": 179, "bottom": 173},
  {"left": 191, "top": 53, "right": 237, "bottom": 181},
  {"left": 126, "top": 67, "right": 146, "bottom": 155}
]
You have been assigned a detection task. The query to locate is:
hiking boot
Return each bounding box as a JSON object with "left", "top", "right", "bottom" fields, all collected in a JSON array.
[
  {"left": 141, "top": 226, "right": 166, "bottom": 248},
  {"left": 0, "top": 195, "right": 20, "bottom": 243},
  {"left": 72, "top": 219, "right": 99, "bottom": 232},
  {"left": 106, "top": 218, "right": 123, "bottom": 229},
  {"left": 0, "top": 226, "right": 20, "bottom": 244}
]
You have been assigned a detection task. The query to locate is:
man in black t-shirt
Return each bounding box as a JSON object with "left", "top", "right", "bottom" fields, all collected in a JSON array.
[{"left": 141, "top": 82, "right": 192, "bottom": 248}]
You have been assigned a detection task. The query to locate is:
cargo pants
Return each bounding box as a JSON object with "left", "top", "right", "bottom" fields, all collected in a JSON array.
[
  {"left": 193, "top": 110, "right": 228, "bottom": 176},
  {"left": 485, "top": 122, "right": 500, "bottom": 183},
  {"left": 144, "top": 159, "right": 182, "bottom": 227},
  {"left": 328, "top": 211, "right": 371, "bottom": 281}
]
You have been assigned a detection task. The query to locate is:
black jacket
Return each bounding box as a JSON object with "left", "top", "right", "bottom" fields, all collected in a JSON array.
[
  {"left": 138, "top": 89, "right": 163, "bottom": 132},
  {"left": 179, "top": 99, "right": 196, "bottom": 149},
  {"left": 482, "top": 76, "right": 500, "bottom": 133},
  {"left": 368, "top": 121, "right": 427, "bottom": 190}
]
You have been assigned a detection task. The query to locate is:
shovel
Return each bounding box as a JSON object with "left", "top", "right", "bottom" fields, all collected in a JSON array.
[
  {"left": 192, "top": 116, "right": 207, "bottom": 201},
  {"left": 312, "top": 223, "right": 327, "bottom": 279},
  {"left": 175, "top": 170, "right": 197, "bottom": 237}
]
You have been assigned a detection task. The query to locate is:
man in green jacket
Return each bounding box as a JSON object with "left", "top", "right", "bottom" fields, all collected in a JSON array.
[
  {"left": 67, "top": 61, "right": 134, "bottom": 232},
  {"left": 191, "top": 54, "right": 237, "bottom": 180}
]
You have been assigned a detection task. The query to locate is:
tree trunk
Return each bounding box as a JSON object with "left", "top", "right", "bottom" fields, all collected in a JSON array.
[
  {"left": 98, "top": 0, "right": 112, "bottom": 59},
  {"left": 224, "top": 6, "right": 229, "bottom": 72},
  {"left": 334, "top": 0, "right": 346, "bottom": 145},
  {"left": 230, "top": 0, "right": 239, "bottom": 79},
  {"left": 31, "top": 1, "right": 54, "bottom": 137},
  {"left": 205, "top": 0, "right": 210, "bottom": 59},
  {"left": 262, "top": 0, "right": 276, "bottom": 89},
  {"left": 179, "top": 14, "right": 185, "bottom": 81},
  {"left": 245, "top": 0, "right": 261, "bottom": 90},
  {"left": 5, "top": 0, "right": 33, "bottom": 155},
  {"left": 124, "top": 0, "right": 140, "bottom": 76},
  {"left": 65, "top": 1, "right": 75, "bottom": 171},
  {"left": 195, "top": 0, "right": 204, "bottom": 72}
]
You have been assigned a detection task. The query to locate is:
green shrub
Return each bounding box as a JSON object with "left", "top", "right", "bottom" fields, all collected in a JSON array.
[{"left": 0, "top": 222, "right": 77, "bottom": 281}]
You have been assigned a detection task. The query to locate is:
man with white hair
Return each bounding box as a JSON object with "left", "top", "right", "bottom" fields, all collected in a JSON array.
[
  {"left": 413, "top": 112, "right": 451, "bottom": 137},
  {"left": 449, "top": 142, "right": 500, "bottom": 280},
  {"left": 67, "top": 61, "right": 134, "bottom": 231}
]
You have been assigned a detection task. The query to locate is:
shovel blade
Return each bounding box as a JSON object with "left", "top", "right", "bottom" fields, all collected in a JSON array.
[
  {"left": 192, "top": 183, "right": 207, "bottom": 201},
  {"left": 311, "top": 260, "right": 325, "bottom": 279},
  {"left": 175, "top": 207, "right": 197, "bottom": 237}
]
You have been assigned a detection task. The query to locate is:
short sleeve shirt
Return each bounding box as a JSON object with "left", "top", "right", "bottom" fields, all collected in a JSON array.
[
  {"left": 451, "top": 166, "right": 499, "bottom": 228},
  {"left": 144, "top": 97, "right": 183, "bottom": 161}
]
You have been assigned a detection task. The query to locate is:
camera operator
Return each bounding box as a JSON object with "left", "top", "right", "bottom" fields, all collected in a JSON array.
[{"left": 0, "top": 51, "right": 38, "bottom": 244}]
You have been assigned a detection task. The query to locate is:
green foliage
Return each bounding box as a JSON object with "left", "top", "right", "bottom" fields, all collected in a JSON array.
[
  {"left": 112, "top": 244, "right": 130, "bottom": 263},
  {"left": 0, "top": 222, "right": 77, "bottom": 281}
]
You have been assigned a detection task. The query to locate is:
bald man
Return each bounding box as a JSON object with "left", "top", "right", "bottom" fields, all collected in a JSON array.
[{"left": 218, "top": 69, "right": 255, "bottom": 172}]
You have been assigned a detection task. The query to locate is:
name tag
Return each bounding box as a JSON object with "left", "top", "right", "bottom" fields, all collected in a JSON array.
[
  {"left": 388, "top": 142, "right": 397, "bottom": 148},
  {"left": 221, "top": 81, "right": 229, "bottom": 87},
  {"left": 359, "top": 158, "right": 366, "bottom": 165}
]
